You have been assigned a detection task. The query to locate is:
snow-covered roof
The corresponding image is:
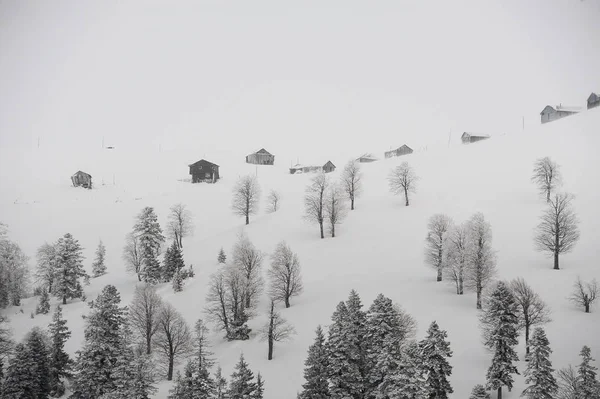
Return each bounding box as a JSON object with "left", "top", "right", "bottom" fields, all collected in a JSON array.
[
  {"left": 541, "top": 104, "right": 582, "bottom": 115},
  {"left": 357, "top": 153, "right": 377, "bottom": 160}
]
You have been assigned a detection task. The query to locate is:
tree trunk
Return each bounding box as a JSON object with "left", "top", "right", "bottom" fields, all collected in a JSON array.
[
  {"left": 319, "top": 221, "right": 324, "bottom": 239},
  {"left": 497, "top": 387, "right": 502, "bottom": 399},
  {"left": 437, "top": 248, "right": 443, "bottom": 282},
  {"left": 146, "top": 334, "right": 152, "bottom": 355},
  {"left": 553, "top": 250, "right": 559, "bottom": 270},
  {"left": 268, "top": 336, "right": 273, "bottom": 360},
  {"left": 525, "top": 324, "right": 530, "bottom": 355},
  {"left": 404, "top": 187, "right": 409, "bottom": 206},
  {"left": 137, "top": 273, "right": 142, "bottom": 282},
  {"left": 245, "top": 214, "right": 249, "bottom": 225},
  {"left": 62, "top": 295, "right": 66, "bottom": 305},
  {"left": 268, "top": 301, "right": 274, "bottom": 360},
  {"left": 331, "top": 222, "right": 335, "bottom": 238},
  {"left": 458, "top": 274, "right": 463, "bottom": 295},
  {"left": 476, "top": 288, "right": 482, "bottom": 310},
  {"left": 285, "top": 296, "right": 290, "bottom": 309},
  {"left": 350, "top": 196, "right": 355, "bottom": 211},
  {"left": 437, "top": 266, "right": 442, "bottom": 282},
  {"left": 546, "top": 189, "right": 550, "bottom": 202},
  {"left": 585, "top": 302, "right": 590, "bottom": 313},
  {"left": 168, "top": 356, "right": 174, "bottom": 381}
]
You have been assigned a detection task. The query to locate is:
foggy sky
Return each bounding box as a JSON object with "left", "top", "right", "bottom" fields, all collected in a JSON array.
[{"left": 1, "top": 0, "right": 599, "bottom": 162}]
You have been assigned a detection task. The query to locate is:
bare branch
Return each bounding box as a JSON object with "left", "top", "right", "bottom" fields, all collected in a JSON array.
[
  {"left": 509, "top": 277, "right": 551, "bottom": 354},
  {"left": 166, "top": 203, "right": 194, "bottom": 249},
  {"left": 129, "top": 284, "right": 164, "bottom": 355},
  {"left": 425, "top": 214, "right": 452, "bottom": 282},
  {"left": 268, "top": 241, "right": 303, "bottom": 308},
  {"left": 464, "top": 213, "right": 497, "bottom": 309},
  {"left": 531, "top": 157, "right": 562, "bottom": 202},
  {"left": 341, "top": 160, "right": 363, "bottom": 210},
  {"left": 324, "top": 182, "right": 348, "bottom": 238},
  {"left": 259, "top": 301, "right": 296, "bottom": 360},
  {"left": 304, "top": 173, "right": 329, "bottom": 239},
  {"left": 569, "top": 277, "right": 599, "bottom": 313},
  {"left": 232, "top": 232, "right": 264, "bottom": 310},
  {"left": 231, "top": 175, "right": 261, "bottom": 225},
  {"left": 267, "top": 190, "right": 281, "bottom": 213},
  {"left": 123, "top": 232, "right": 143, "bottom": 281},
  {"left": 153, "top": 302, "right": 193, "bottom": 381},
  {"left": 388, "top": 162, "right": 418, "bottom": 206}
]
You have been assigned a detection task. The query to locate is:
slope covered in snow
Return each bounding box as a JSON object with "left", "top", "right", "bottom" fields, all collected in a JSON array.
[{"left": 1, "top": 109, "right": 599, "bottom": 398}]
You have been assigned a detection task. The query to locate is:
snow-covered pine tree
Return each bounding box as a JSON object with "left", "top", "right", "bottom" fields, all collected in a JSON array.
[
  {"left": 169, "top": 241, "right": 185, "bottom": 282},
  {"left": 469, "top": 384, "right": 490, "bottom": 399},
  {"left": 27, "top": 327, "right": 51, "bottom": 398},
  {"left": 214, "top": 366, "right": 228, "bottom": 399},
  {"left": 327, "top": 290, "right": 368, "bottom": 399},
  {"left": 2, "top": 343, "right": 38, "bottom": 398},
  {"left": 299, "top": 325, "right": 330, "bottom": 399},
  {"left": 418, "top": 321, "right": 453, "bottom": 398},
  {"left": 53, "top": 233, "right": 86, "bottom": 305},
  {"left": 133, "top": 207, "right": 165, "bottom": 284},
  {"left": 484, "top": 281, "right": 520, "bottom": 399},
  {"left": 92, "top": 240, "right": 107, "bottom": 277},
  {"left": 377, "top": 341, "right": 428, "bottom": 399},
  {"left": 48, "top": 305, "right": 72, "bottom": 397},
  {"left": 168, "top": 371, "right": 185, "bottom": 399},
  {"left": 228, "top": 354, "right": 257, "bottom": 399},
  {"left": 172, "top": 267, "right": 184, "bottom": 292},
  {"left": 218, "top": 248, "right": 227, "bottom": 264},
  {"left": 70, "top": 285, "right": 129, "bottom": 398},
  {"left": 36, "top": 287, "right": 50, "bottom": 314},
  {"left": 113, "top": 346, "right": 157, "bottom": 399},
  {"left": 577, "top": 345, "right": 599, "bottom": 399},
  {"left": 162, "top": 241, "right": 177, "bottom": 282},
  {"left": 181, "top": 319, "right": 216, "bottom": 398},
  {"left": 253, "top": 373, "right": 264, "bottom": 399},
  {"left": 521, "top": 327, "right": 557, "bottom": 399}
]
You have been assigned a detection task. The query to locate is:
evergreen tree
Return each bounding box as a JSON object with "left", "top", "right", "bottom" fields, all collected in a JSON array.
[
  {"left": 0, "top": 357, "right": 4, "bottom": 395},
  {"left": 484, "top": 282, "right": 520, "bottom": 399},
  {"left": 116, "top": 347, "right": 157, "bottom": 399},
  {"left": 48, "top": 305, "right": 72, "bottom": 397},
  {"left": 36, "top": 287, "right": 51, "bottom": 314},
  {"left": 53, "top": 233, "right": 87, "bottom": 305},
  {"left": 522, "top": 327, "right": 557, "bottom": 399},
  {"left": 218, "top": 248, "right": 227, "bottom": 264},
  {"left": 419, "top": 321, "right": 453, "bottom": 398},
  {"left": 70, "top": 285, "right": 129, "bottom": 398},
  {"left": 168, "top": 371, "right": 185, "bottom": 399},
  {"left": 377, "top": 341, "right": 428, "bottom": 399},
  {"left": 163, "top": 241, "right": 184, "bottom": 282},
  {"left": 2, "top": 343, "right": 38, "bottom": 398},
  {"left": 469, "top": 384, "right": 490, "bottom": 399},
  {"left": 577, "top": 346, "right": 599, "bottom": 399},
  {"left": 299, "top": 326, "right": 330, "bottom": 399},
  {"left": 228, "top": 354, "right": 257, "bottom": 399},
  {"left": 133, "top": 207, "right": 165, "bottom": 284},
  {"left": 172, "top": 267, "right": 184, "bottom": 292},
  {"left": 214, "top": 366, "right": 229, "bottom": 399},
  {"left": 28, "top": 327, "right": 51, "bottom": 398},
  {"left": 253, "top": 373, "right": 264, "bottom": 399},
  {"left": 92, "top": 240, "right": 107, "bottom": 277},
  {"left": 327, "top": 290, "right": 367, "bottom": 399}
]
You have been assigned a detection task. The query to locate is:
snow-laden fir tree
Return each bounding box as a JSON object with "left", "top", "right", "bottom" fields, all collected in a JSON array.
[
  {"left": 253, "top": 373, "right": 264, "bottom": 399},
  {"left": 326, "top": 290, "right": 368, "bottom": 399},
  {"left": 133, "top": 207, "right": 165, "bottom": 284},
  {"left": 377, "top": 341, "right": 428, "bottom": 399},
  {"left": 92, "top": 240, "right": 107, "bottom": 277},
  {"left": 469, "top": 384, "right": 490, "bottom": 399},
  {"left": 36, "top": 287, "right": 50, "bottom": 314},
  {"left": 128, "top": 347, "right": 158, "bottom": 398},
  {"left": 298, "top": 325, "right": 330, "bottom": 399},
  {"left": 172, "top": 267, "right": 184, "bottom": 292},
  {"left": 70, "top": 285, "right": 130, "bottom": 398},
  {"left": 184, "top": 319, "right": 216, "bottom": 398},
  {"left": 53, "top": 233, "right": 87, "bottom": 305},
  {"left": 214, "top": 366, "right": 228, "bottom": 399},
  {"left": 168, "top": 371, "right": 185, "bottom": 399},
  {"left": 228, "top": 354, "right": 258, "bottom": 399},
  {"left": 48, "top": 305, "right": 72, "bottom": 397},
  {"left": 521, "top": 327, "right": 557, "bottom": 399},
  {"left": 484, "top": 281, "right": 520, "bottom": 399},
  {"left": 36, "top": 242, "right": 58, "bottom": 295},
  {"left": 218, "top": 247, "right": 227, "bottom": 264},
  {"left": 2, "top": 342, "right": 38, "bottom": 398},
  {"left": 163, "top": 240, "right": 184, "bottom": 282},
  {"left": 577, "top": 346, "right": 599, "bottom": 399},
  {"left": 419, "top": 321, "right": 453, "bottom": 398}
]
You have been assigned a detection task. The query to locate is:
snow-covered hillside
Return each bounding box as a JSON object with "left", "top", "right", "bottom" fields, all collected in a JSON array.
[{"left": 1, "top": 109, "right": 599, "bottom": 398}]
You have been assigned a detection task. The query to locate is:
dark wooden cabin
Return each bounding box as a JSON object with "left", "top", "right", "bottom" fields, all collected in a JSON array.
[
  {"left": 323, "top": 161, "right": 336, "bottom": 173},
  {"left": 71, "top": 171, "right": 92, "bottom": 189},
  {"left": 461, "top": 132, "right": 490, "bottom": 144},
  {"left": 384, "top": 144, "right": 413, "bottom": 158},
  {"left": 189, "top": 159, "right": 220, "bottom": 183},
  {"left": 246, "top": 148, "right": 275, "bottom": 165},
  {"left": 588, "top": 93, "right": 599, "bottom": 110}
]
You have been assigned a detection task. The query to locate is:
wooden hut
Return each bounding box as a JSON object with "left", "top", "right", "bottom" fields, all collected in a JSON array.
[
  {"left": 71, "top": 171, "right": 92, "bottom": 189},
  {"left": 540, "top": 105, "right": 581, "bottom": 124},
  {"left": 189, "top": 159, "right": 220, "bottom": 183},
  {"left": 246, "top": 148, "right": 275, "bottom": 165},
  {"left": 356, "top": 153, "right": 378, "bottom": 163},
  {"left": 588, "top": 93, "right": 599, "bottom": 110},
  {"left": 461, "top": 132, "right": 490, "bottom": 144},
  {"left": 384, "top": 144, "right": 413, "bottom": 158},
  {"left": 323, "top": 161, "right": 336, "bottom": 173}
]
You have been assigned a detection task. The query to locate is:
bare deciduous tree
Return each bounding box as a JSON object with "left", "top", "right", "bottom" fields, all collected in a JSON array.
[
  {"left": 166, "top": 203, "right": 194, "bottom": 249},
  {"left": 531, "top": 157, "right": 562, "bottom": 202},
  {"left": 465, "top": 213, "right": 497, "bottom": 309},
  {"left": 395, "top": 304, "right": 418, "bottom": 343},
  {"left": 268, "top": 241, "right": 303, "bottom": 308},
  {"left": 556, "top": 366, "right": 578, "bottom": 399},
  {"left": 388, "top": 162, "right": 418, "bottom": 206},
  {"left": 445, "top": 222, "right": 470, "bottom": 295},
  {"left": 534, "top": 192, "right": 580, "bottom": 270},
  {"left": 232, "top": 233, "right": 264, "bottom": 310},
  {"left": 341, "top": 160, "right": 362, "bottom": 210},
  {"left": 425, "top": 214, "right": 452, "bottom": 282},
  {"left": 205, "top": 268, "right": 230, "bottom": 336},
  {"left": 130, "top": 284, "right": 164, "bottom": 355},
  {"left": 35, "top": 242, "right": 57, "bottom": 293},
  {"left": 304, "top": 172, "right": 329, "bottom": 239},
  {"left": 153, "top": 302, "right": 193, "bottom": 381},
  {"left": 232, "top": 175, "right": 261, "bottom": 225},
  {"left": 259, "top": 300, "right": 296, "bottom": 360},
  {"left": 569, "top": 277, "right": 598, "bottom": 313},
  {"left": 509, "top": 278, "right": 551, "bottom": 354},
  {"left": 123, "top": 232, "right": 143, "bottom": 281},
  {"left": 267, "top": 190, "right": 281, "bottom": 213},
  {"left": 324, "top": 183, "right": 347, "bottom": 238}
]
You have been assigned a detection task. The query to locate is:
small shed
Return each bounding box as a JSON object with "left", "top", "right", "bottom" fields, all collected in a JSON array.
[
  {"left": 540, "top": 104, "right": 581, "bottom": 124},
  {"left": 289, "top": 164, "right": 305, "bottom": 174},
  {"left": 461, "top": 132, "right": 490, "bottom": 144},
  {"left": 356, "top": 153, "right": 378, "bottom": 163},
  {"left": 71, "top": 171, "right": 92, "bottom": 189},
  {"left": 384, "top": 144, "right": 413, "bottom": 158},
  {"left": 189, "top": 159, "right": 220, "bottom": 183},
  {"left": 588, "top": 93, "right": 599, "bottom": 110},
  {"left": 323, "top": 161, "right": 336, "bottom": 173},
  {"left": 246, "top": 148, "right": 275, "bottom": 165}
]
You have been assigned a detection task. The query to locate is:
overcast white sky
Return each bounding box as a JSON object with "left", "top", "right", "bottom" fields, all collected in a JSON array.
[{"left": 1, "top": 0, "right": 599, "bottom": 162}]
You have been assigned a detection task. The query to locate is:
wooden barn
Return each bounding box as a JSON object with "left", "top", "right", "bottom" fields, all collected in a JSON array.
[
  {"left": 71, "top": 171, "right": 92, "bottom": 189},
  {"left": 588, "top": 93, "right": 599, "bottom": 110},
  {"left": 356, "top": 153, "right": 378, "bottom": 163},
  {"left": 461, "top": 132, "right": 490, "bottom": 144},
  {"left": 246, "top": 148, "right": 274, "bottom": 165},
  {"left": 384, "top": 144, "right": 413, "bottom": 159},
  {"left": 540, "top": 104, "right": 581, "bottom": 124},
  {"left": 323, "top": 161, "right": 336, "bottom": 173},
  {"left": 189, "top": 159, "right": 220, "bottom": 183}
]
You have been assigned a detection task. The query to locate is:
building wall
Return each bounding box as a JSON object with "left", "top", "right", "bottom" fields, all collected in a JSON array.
[
  {"left": 190, "top": 164, "right": 219, "bottom": 183},
  {"left": 246, "top": 153, "right": 274, "bottom": 165},
  {"left": 588, "top": 99, "right": 600, "bottom": 110},
  {"left": 397, "top": 147, "right": 413, "bottom": 156},
  {"left": 541, "top": 110, "right": 575, "bottom": 124}
]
